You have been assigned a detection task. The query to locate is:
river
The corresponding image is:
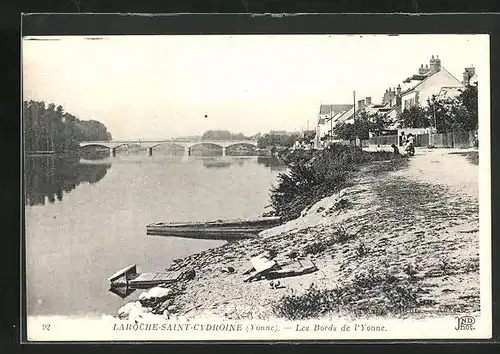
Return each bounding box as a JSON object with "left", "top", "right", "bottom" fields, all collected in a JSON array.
[{"left": 24, "top": 151, "right": 287, "bottom": 318}]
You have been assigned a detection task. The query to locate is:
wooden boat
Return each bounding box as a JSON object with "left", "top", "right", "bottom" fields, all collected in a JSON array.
[
  {"left": 28, "top": 151, "right": 55, "bottom": 155},
  {"left": 146, "top": 216, "right": 282, "bottom": 240},
  {"left": 108, "top": 264, "right": 138, "bottom": 286},
  {"left": 108, "top": 264, "right": 185, "bottom": 290}
]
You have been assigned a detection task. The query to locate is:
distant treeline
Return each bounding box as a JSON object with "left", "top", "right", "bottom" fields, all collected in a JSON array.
[
  {"left": 201, "top": 130, "right": 253, "bottom": 141},
  {"left": 23, "top": 100, "right": 112, "bottom": 153}
]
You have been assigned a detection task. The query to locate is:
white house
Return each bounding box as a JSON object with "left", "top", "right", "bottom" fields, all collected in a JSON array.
[
  {"left": 399, "top": 55, "right": 464, "bottom": 110},
  {"left": 316, "top": 104, "right": 353, "bottom": 146}
]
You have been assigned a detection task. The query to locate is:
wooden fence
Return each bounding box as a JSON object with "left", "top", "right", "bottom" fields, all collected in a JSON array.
[
  {"left": 368, "top": 135, "right": 398, "bottom": 146},
  {"left": 429, "top": 130, "right": 476, "bottom": 148},
  {"left": 368, "top": 130, "right": 476, "bottom": 149}
]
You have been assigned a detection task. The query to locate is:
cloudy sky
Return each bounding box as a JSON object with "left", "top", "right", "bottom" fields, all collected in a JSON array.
[{"left": 22, "top": 34, "right": 488, "bottom": 140}]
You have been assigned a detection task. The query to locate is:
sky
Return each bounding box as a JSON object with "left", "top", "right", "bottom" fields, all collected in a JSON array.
[{"left": 22, "top": 34, "right": 489, "bottom": 140}]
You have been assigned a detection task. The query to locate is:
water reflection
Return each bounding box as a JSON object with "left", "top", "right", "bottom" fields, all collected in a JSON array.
[
  {"left": 202, "top": 160, "right": 232, "bottom": 169},
  {"left": 24, "top": 155, "right": 112, "bottom": 206},
  {"left": 25, "top": 150, "right": 291, "bottom": 316},
  {"left": 108, "top": 285, "right": 136, "bottom": 299},
  {"left": 257, "top": 157, "right": 288, "bottom": 172},
  {"left": 201, "top": 158, "right": 250, "bottom": 169},
  {"left": 80, "top": 150, "right": 112, "bottom": 161}
]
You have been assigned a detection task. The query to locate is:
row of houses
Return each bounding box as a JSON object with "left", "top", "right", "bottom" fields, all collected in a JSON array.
[{"left": 315, "top": 55, "right": 478, "bottom": 148}]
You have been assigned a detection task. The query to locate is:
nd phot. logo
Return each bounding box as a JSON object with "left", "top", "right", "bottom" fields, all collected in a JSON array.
[{"left": 455, "top": 316, "right": 475, "bottom": 330}]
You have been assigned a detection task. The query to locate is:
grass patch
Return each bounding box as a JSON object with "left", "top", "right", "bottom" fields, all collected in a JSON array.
[
  {"left": 272, "top": 270, "right": 427, "bottom": 320},
  {"left": 301, "top": 228, "right": 353, "bottom": 256}
]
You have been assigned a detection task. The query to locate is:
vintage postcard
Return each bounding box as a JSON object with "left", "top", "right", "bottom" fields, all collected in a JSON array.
[{"left": 22, "top": 32, "right": 491, "bottom": 341}]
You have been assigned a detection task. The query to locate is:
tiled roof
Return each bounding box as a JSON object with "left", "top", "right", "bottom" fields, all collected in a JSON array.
[
  {"left": 335, "top": 107, "right": 355, "bottom": 123},
  {"left": 400, "top": 67, "right": 462, "bottom": 96},
  {"left": 319, "top": 104, "right": 353, "bottom": 115}
]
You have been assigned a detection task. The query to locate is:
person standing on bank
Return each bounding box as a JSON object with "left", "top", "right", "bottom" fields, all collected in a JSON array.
[
  {"left": 400, "top": 131, "right": 406, "bottom": 147},
  {"left": 405, "top": 133, "right": 415, "bottom": 156}
]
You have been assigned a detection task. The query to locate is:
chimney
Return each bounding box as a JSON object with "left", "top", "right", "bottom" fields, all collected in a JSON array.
[
  {"left": 365, "top": 97, "right": 372, "bottom": 106},
  {"left": 463, "top": 69, "right": 469, "bottom": 86},
  {"left": 463, "top": 66, "right": 476, "bottom": 86},
  {"left": 422, "top": 64, "right": 429, "bottom": 75},
  {"left": 396, "top": 84, "right": 401, "bottom": 96},
  {"left": 429, "top": 55, "right": 442, "bottom": 75},
  {"left": 418, "top": 64, "right": 426, "bottom": 75},
  {"left": 358, "top": 99, "right": 365, "bottom": 110}
]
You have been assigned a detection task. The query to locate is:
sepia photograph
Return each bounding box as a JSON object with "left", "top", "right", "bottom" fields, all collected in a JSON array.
[{"left": 22, "top": 32, "right": 491, "bottom": 341}]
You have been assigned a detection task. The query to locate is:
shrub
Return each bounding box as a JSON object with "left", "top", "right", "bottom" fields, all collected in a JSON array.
[
  {"left": 269, "top": 144, "right": 400, "bottom": 221},
  {"left": 272, "top": 271, "right": 424, "bottom": 320},
  {"left": 272, "top": 283, "right": 343, "bottom": 320}
]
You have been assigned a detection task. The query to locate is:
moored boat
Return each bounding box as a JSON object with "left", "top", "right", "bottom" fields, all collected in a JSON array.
[{"left": 146, "top": 216, "right": 282, "bottom": 240}]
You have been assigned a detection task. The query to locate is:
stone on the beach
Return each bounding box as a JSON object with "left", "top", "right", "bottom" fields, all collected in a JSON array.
[
  {"left": 128, "top": 305, "right": 150, "bottom": 322},
  {"left": 118, "top": 301, "right": 143, "bottom": 320},
  {"left": 221, "top": 266, "right": 235, "bottom": 273},
  {"left": 143, "top": 286, "right": 171, "bottom": 300},
  {"left": 167, "top": 305, "right": 177, "bottom": 313},
  {"left": 181, "top": 269, "right": 196, "bottom": 281}
]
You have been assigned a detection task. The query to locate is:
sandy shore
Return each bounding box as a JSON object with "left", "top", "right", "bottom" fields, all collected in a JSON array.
[{"left": 116, "top": 148, "right": 480, "bottom": 321}]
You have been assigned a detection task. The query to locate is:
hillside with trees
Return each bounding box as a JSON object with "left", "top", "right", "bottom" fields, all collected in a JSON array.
[
  {"left": 257, "top": 132, "right": 301, "bottom": 149},
  {"left": 23, "top": 100, "right": 112, "bottom": 153}
]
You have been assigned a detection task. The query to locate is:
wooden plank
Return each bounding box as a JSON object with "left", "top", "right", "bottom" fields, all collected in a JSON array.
[
  {"left": 244, "top": 257, "right": 278, "bottom": 282},
  {"left": 152, "top": 271, "right": 169, "bottom": 281},
  {"left": 131, "top": 272, "right": 157, "bottom": 283},
  {"left": 266, "top": 259, "right": 318, "bottom": 279},
  {"left": 129, "top": 269, "right": 185, "bottom": 287},
  {"left": 108, "top": 264, "right": 137, "bottom": 282},
  {"left": 250, "top": 256, "right": 276, "bottom": 273},
  {"left": 166, "top": 270, "right": 184, "bottom": 282}
]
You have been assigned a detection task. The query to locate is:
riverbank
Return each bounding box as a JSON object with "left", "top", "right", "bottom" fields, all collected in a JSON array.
[{"left": 115, "top": 147, "right": 479, "bottom": 321}]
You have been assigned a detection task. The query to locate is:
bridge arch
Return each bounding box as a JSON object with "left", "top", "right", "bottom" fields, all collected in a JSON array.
[
  {"left": 148, "top": 142, "right": 186, "bottom": 150},
  {"left": 188, "top": 142, "right": 225, "bottom": 156},
  {"left": 189, "top": 142, "right": 224, "bottom": 150},
  {"left": 146, "top": 142, "right": 187, "bottom": 156},
  {"left": 110, "top": 143, "right": 129, "bottom": 150},
  {"left": 80, "top": 143, "right": 128, "bottom": 156},
  {"left": 225, "top": 142, "right": 258, "bottom": 150},
  {"left": 80, "top": 143, "right": 114, "bottom": 150}
]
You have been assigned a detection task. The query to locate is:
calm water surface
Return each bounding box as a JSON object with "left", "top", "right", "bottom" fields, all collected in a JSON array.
[{"left": 25, "top": 152, "right": 287, "bottom": 317}]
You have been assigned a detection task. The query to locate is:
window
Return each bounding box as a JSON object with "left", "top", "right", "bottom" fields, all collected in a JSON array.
[{"left": 404, "top": 97, "right": 416, "bottom": 109}]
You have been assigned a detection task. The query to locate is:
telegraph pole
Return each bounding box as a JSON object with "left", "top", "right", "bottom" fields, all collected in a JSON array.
[
  {"left": 353, "top": 90, "right": 357, "bottom": 147},
  {"left": 330, "top": 113, "right": 333, "bottom": 143}
]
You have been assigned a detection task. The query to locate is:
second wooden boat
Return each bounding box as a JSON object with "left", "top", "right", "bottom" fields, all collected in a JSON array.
[{"left": 146, "top": 216, "right": 282, "bottom": 240}]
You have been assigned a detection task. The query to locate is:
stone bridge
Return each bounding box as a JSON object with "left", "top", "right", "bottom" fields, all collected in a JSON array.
[{"left": 79, "top": 139, "right": 258, "bottom": 156}]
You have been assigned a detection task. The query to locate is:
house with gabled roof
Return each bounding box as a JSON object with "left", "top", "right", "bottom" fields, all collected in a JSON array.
[
  {"left": 316, "top": 104, "right": 353, "bottom": 146},
  {"left": 399, "top": 55, "right": 464, "bottom": 111}
]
